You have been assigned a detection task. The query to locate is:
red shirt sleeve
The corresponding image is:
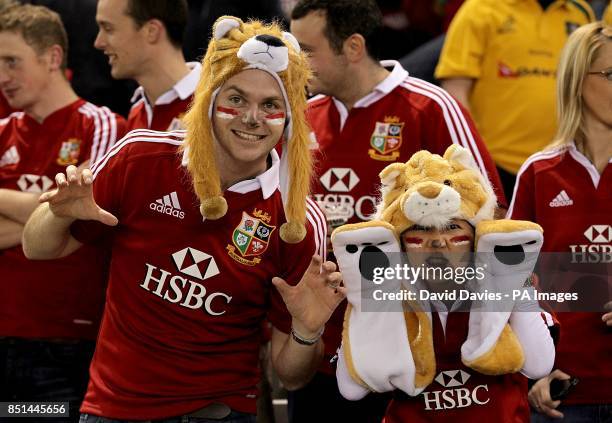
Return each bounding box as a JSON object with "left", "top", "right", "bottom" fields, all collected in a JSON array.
[{"left": 268, "top": 200, "right": 327, "bottom": 334}]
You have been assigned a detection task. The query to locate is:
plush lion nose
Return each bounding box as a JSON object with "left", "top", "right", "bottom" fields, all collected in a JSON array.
[
  {"left": 417, "top": 184, "right": 443, "bottom": 199},
  {"left": 255, "top": 34, "right": 284, "bottom": 47}
]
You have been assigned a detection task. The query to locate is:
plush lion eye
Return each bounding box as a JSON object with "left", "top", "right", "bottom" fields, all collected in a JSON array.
[{"left": 443, "top": 179, "right": 452, "bottom": 186}]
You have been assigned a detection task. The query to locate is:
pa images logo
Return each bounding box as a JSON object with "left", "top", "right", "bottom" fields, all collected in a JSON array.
[
  {"left": 368, "top": 116, "right": 403, "bottom": 161},
  {"left": 226, "top": 208, "right": 276, "bottom": 266}
]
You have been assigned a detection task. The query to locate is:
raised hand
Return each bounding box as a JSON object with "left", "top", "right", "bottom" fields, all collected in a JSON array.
[
  {"left": 39, "top": 165, "right": 118, "bottom": 226},
  {"left": 272, "top": 255, "right": 345, "bottom": 337}
]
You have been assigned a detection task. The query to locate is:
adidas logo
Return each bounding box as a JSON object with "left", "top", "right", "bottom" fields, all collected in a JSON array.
[
  {"left": 150, "top": 191, "right": 185, "bottom": 219},
  {"left": 549, "top": 190, "right": 573, "bottom": 207},
  {"left": 0, "top": 146, "right": 19, "bottom": 167}
]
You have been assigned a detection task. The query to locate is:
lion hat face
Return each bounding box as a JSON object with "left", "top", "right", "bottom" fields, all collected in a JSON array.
[
  {"left": 377, "top": 145, "right": 498, "bottom": 234},
  {"left": 182, "top": 16, "right": 312, "bottom": 243}
]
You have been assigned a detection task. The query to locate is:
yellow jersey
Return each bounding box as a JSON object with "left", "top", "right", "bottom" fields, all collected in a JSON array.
[
  {"left": 435, "top": 0, "right": 594, "bottom": 173},
  {"left": 604, "top": 2, "right": 612, "bottom": 24}
]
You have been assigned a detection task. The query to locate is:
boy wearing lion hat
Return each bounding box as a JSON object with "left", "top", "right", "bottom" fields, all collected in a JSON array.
[
  {"left": 22, "top": 16, "right": 345, "bottom": 421},
  {"left": 332, "top": 145, "right": 556, "bottom": 422}
]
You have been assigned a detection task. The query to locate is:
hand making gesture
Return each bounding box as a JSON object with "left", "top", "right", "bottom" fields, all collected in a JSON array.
[
  {"left": 39, "top": 164, "right": 118, "bottom": 226},
  {"left": 273, "top": 255, "right": 345, "bottom": 338}
]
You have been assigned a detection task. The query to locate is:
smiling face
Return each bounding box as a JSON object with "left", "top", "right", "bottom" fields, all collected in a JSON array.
[
  {"left": 211, "top": 69, "right": 286, "bottom": 174},
  {"left": 94, "top": 0, "right": 148, "bottom": 80},
  {"left": 0, "top": 31, "right": 52, "bottom": 111}
]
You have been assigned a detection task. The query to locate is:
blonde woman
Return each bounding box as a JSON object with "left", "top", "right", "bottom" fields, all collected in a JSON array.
[{"left": 508, "top": 22, "right": 612, "bottom": 421}]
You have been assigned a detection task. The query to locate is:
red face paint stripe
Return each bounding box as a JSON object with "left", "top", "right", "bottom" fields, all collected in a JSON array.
[
  {"left": 403, "top": 237, "right": 423, "bottom": 245},
  {"left": 217, "top": 106, "right": 240, "bottom": 115},
  {"left": 265, "top": 112, "right": 285, "bottom": 119},
  {"left": 450, "top": 235, "right": 471, "bottom": 243}
]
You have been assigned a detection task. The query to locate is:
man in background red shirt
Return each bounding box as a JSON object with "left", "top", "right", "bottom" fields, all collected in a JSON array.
[
  {"left": 289, "top": 1, "right": 504, "bottom": 421},
  {"left": 0, "top": 4, "right": 126, "bottom": 421},
  {"left": 94, "top": 0, "right": 197, "bottom": 131}
]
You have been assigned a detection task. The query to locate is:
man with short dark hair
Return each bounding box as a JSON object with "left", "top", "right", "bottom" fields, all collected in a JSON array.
[
  {"left": 289, "top": 1, "right": 505, "bottom": 421},
  {"left": 95, "top": 0, "right": 196, "bottom": 131}
]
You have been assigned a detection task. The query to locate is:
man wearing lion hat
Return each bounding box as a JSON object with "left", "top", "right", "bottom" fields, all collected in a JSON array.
[
  {"left": 22, "top": 16, "right": 345, "bottom": 422},
  {"left": 332, "top": 145, "right": 556, "bottom": 421}
]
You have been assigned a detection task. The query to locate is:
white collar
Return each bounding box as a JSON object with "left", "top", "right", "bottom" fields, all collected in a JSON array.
[
  {"left": 181, "top": 148, "right": 280, "bottom": 200},
  {"left": 131, "top": 62, "right": 201, "bottom": 105},
  {"left": 227, "top": 149, "right": 280, "bottom": 199},
  {"left": 332, "top": 60, "right": 408, "bottom": 130},
  {"left": 567, "top": 140, "right": 612, "bottom": 189}
]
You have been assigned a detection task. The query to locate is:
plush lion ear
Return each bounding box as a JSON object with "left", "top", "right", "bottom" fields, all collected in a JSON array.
[
  {"left": 379, "top": 163, "right": 406, "bottom": 190},
  {"left": 282, "top": 31, "right": 300, "bottom": 52},
  {"left": 444, "top": 144, "right": 478, "bottom": 172},
  {"left": 213, "top": 16, "right": 243, "bottom": 40},
  {"left": 444, "top": 144, "right": 498, "bottom": 222}
]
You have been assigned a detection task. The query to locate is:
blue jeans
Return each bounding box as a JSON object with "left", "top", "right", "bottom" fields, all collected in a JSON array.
[
  {"left": 531, "top": 404, "right": 612, "bottom": 422},
  {"left": 0, "top": 338, "right": 95, "bottom": 423},
  {"left": 78, "top": 411, "right": 256, "bottom": 423}
]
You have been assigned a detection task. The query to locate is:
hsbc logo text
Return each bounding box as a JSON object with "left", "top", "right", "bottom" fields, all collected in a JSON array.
[
  {"left": 139, "top": 247, "right": 232, "bottom": 315},
  {"left": 570, "top": 225, "right": 612, "bottom": 263},
  {"left": 422, "top": 370, "right": 490, "bottom": 411},
  {"left": 317, "top": 168, "right": 376, "bottom": 221}
]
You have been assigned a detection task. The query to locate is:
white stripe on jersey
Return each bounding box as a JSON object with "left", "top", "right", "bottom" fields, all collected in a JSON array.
[
  {"left": 94, "top": 128, "right": 186, "bottom": 168},
  {"left": 400, "top": 78, "right": 487, "bottom": 176},
  {"left": 79, "top": 103, "right": 118, "bottom": 165},
  {"left": 506, "top": 147, "right": 567, "bottom": 217},
  {"left": 306, "top": 197, "right": 327, "bottom": 259},
  {"left": 91, "top": 131, "right": 184, "bottom": 178}
]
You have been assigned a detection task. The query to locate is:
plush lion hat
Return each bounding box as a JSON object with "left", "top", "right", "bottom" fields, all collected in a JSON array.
[
  {"left": 376, "top": 145, "right": 498, "bottom": 235},
  {"left": 182, "top": 16, "right": 312, "bottom": 243}
]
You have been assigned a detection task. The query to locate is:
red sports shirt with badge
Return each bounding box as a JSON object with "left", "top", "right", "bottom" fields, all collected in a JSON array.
[
  {"left": 308, "top": 60, "right": 505, "bottom": 226},
  {"left": 508, "top": 143, "right": 612, "bottom": 405},
  {"left": 0, "top": 98, "right": 126, "bottom": 339},
  {"left": 384, "top": 312, "right": 530, "bottom": 422},
  {"left": 307, "top": 60, "right": 506, "bottom": 371},
  {"left": 127, "top": 63, "right": 200, "bottom": 132},
  {"left": 70, "top": 129, "right": 327, "bottom": 419}
]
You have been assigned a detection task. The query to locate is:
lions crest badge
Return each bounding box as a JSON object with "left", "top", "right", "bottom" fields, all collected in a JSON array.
[
  {"left": 368, "top": 116, "right": 403, "bottom": 161},
  {"left": 56, "top": 138, "right": 82, "bottom": 166},
  {"left": 226, "top": 208, "right": 276, "bottom": 266}
]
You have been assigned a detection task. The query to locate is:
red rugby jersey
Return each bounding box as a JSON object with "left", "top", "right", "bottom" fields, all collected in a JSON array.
[
  {"left": 308, "top": 60, "right": 505, "bottom": 372},
  {"left": 70, "top": 129, "right": 327, "bottom": 419},
  {"left": 127, "top": 62, "right": 200, "bottom": 132},
  {"left": 384, "top": 312, "right": 530, "bottom": 422},
  {"left": 0, "top": 98, "right": 126, "bottom": 339},
  {"left": 508, "top": 143, "right": 612, "bottom": 405}
]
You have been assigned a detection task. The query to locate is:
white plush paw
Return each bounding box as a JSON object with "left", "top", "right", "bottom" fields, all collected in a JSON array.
[{"left": 331, "top": 221, "right": 403, "bottom": 305}]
